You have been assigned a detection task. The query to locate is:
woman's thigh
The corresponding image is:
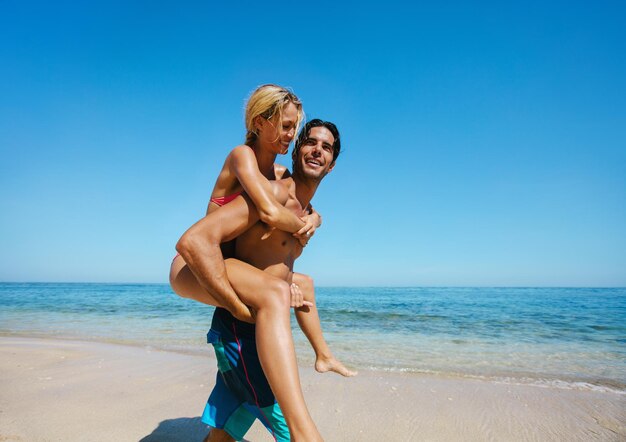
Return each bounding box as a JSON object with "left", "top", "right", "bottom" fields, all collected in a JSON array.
[
  {"left": 224, "top": 258, "right": 288, "bottom": 310},
  {"left": 170, "top": 254, "right": 287, "bottom": 311},
  {"left": 169, "top": 255, "right": 222, "bottom": 305}
]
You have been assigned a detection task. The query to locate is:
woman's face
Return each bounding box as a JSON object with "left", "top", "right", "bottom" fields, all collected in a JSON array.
[{"left": 257, "top": 102, "right": 298, "bottom": 154}]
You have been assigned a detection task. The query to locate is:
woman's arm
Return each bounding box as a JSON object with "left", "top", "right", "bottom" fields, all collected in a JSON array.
[{"left": 230, "top": 146, "right": 306, "bottom": 233}]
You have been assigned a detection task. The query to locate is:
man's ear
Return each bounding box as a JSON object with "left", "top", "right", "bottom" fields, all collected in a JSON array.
[{"left": 325, "top": 161, "right": 335, "bottom": 175}]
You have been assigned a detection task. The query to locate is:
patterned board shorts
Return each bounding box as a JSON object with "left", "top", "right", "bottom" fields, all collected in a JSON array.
[{"left": 201, "top": 308, "right": 290, "bottom": 442}]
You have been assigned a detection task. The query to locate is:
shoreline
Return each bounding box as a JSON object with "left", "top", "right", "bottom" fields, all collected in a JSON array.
[
  {"left": 1, "top": 336, "right": 625, "bottom": 441},
  {"left": 2, "top": 330, "right": 624, "bottom": 395}
]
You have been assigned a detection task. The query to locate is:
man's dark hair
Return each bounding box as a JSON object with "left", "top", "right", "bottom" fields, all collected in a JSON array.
[{"left": 292, "top": 119, "right": 341, "bottom": 167}]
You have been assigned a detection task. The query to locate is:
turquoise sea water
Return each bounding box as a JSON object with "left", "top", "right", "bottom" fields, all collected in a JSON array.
[{"left": 1, "top": 283, "right": 624, "bottom": 393}]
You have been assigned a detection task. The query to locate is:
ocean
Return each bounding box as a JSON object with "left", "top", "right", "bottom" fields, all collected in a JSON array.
[{"left": 1, "top": 283, "right": 624, "bottom": 393}]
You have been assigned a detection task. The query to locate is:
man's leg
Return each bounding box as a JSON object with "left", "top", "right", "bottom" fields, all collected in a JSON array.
[
  {"left": 204, "top": 428, "right": 235, "bottom": 442},
  {"left": 202, "top": 330, "right": 261, "bottom": 442},
  {"left": 174, "top": 256, "right": 321, "bottom": 440},
  {"left": 208, "top": 313, "right": 291, "bottom": 442},
  {"left": 223, "top": 258, "right": 322, "bottom": 442},
  {"left": 292, "top": 272, "right": 357, "bottom": 377}
]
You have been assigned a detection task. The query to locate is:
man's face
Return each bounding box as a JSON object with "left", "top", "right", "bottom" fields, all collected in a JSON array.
[{"left": 295, "top": 126, "right": 336, "bottom": 180}]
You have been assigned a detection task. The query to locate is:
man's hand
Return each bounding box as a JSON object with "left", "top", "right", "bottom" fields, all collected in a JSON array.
[
  {"left": 290, "top": 283, "right": 314, "bottom": 309},
  {"left": 293, "top": 219, "right": 316, "bottom": 247},
  {"left": 294, "top": 212, "right": 320, "bottom": 243}
]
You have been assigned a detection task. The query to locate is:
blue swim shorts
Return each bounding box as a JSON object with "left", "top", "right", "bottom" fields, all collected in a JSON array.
[{"left": 201, "top": 308, "right": 290, "bottom": 442}]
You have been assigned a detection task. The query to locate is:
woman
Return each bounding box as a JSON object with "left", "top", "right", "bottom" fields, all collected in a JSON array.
[{"left": 170, "top": 85, "right": 352, "bottom": 441}]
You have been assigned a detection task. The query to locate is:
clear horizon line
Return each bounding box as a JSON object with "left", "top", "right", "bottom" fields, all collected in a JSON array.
[{"left": 1, "top": 281, "right": 625, "bottom": 289}]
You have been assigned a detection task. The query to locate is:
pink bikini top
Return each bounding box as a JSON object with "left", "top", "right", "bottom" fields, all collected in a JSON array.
[{"left": 210, "top": 191, "right": 243, "bottom": 207}]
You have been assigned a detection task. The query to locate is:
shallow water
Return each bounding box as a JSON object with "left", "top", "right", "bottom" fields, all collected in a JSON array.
[{"left": 1, "top": 283, "right": 624, "bottom": 392}]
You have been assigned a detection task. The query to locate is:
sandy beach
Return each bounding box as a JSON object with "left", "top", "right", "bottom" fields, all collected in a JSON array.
[{"left": 0, "top": 337, "right": 624, "bottom": 441}]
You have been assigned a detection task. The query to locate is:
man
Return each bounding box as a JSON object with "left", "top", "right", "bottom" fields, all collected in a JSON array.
[{"left": 176, "top": 120, "right": 341, "bottom": 442}]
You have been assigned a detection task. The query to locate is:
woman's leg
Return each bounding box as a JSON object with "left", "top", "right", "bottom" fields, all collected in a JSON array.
[
  {"left": 169, "top": 254, "right": 222, "bottom": 306},
  {"left": 292, "top": 273, "right": 357, "bottom": 377},
  {"left": 223, "top": 259, "right": 321, "bottom": 442}
]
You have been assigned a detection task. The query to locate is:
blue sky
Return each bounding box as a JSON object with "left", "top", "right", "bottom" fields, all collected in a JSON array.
[{"left": 1, "top": 1, "right": 624, "bottom": 286}]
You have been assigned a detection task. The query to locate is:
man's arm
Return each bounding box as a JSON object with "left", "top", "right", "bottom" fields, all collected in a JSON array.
[{"left": 176, "top": 193, "right": 261, "bottom": 322}]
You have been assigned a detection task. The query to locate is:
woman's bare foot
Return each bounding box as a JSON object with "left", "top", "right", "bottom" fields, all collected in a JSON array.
[{"left": 315, "top": 355, "right": 357, "bottom": 377}]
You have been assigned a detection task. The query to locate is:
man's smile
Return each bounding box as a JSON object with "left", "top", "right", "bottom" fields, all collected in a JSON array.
[{"left": 305, "top": 157, "right": 322, "bottom": 167}]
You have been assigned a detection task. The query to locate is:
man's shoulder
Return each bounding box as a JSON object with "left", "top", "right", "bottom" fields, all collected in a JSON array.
[{"left": 273, "top": 163, "right": 290, "bottom": 178}]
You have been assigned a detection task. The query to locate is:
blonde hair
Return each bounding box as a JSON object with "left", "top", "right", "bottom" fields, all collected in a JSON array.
[{"left": 244, "top": 84, "right": 303, "bottom": 146}]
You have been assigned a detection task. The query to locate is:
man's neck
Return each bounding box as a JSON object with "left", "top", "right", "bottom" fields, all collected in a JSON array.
[{"left": 291, "top": 174, "right": 319, "bottom": 209}]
